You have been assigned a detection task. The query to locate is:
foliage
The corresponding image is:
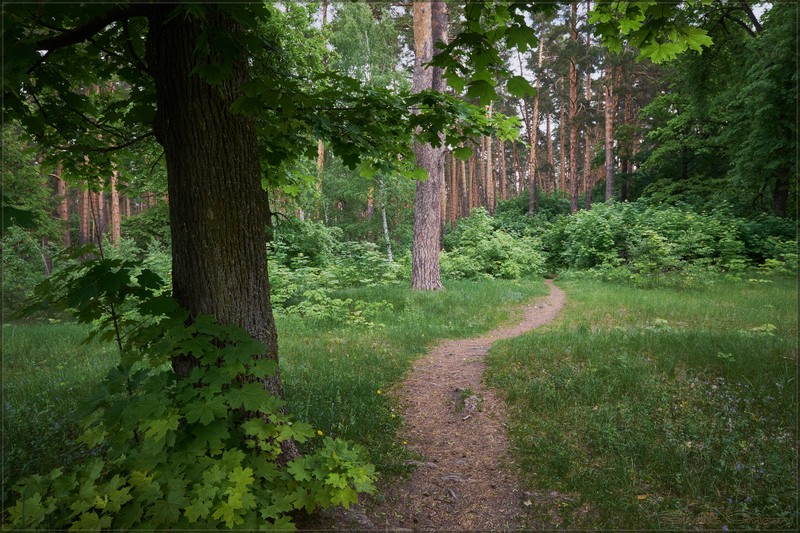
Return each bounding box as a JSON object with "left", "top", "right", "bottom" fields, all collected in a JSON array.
[
  {"left": 1, "top": 226, "right": 49, "bottom": 316},
  {"left": 442, "top": 208, "right": 546, "bottom": 280},
  {"left": 4, "top": 254, "right": 375, "bottom": 530},
  {"left": 546, "top": 202, "right": 795, "bottom": 287}
]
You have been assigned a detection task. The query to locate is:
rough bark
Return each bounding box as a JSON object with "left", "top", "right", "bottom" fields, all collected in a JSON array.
[
  {"left": 410, "top": 0, "right": 446, "bottom": 290},
  {"left": 604, "top": 62, "right": 616, "bottom": 202},
  {"left": 449, "top": 151, "right": 458, "bottom": 228},
  {"left": 568, "top": 1, "right": 579, "bottom": 213},
  {"left": 559, "top": 97, "right": 567, "bottom": 193},
  {"left": 485, "top": 102, "right": 494, "bottom": 214},
  {"left": 584, "top": 4, "right": 593, "bottom": 211},
  {"left": 79, "top": 185, "right": 91, "bottom": 245},
  {"left": 53, "top": 163, "right": 71, "bottom": 247},
  {"left": 459, "top": 151, "right": 468, "bottom": 217},
  {"left": 529, "top": 33, "right": 544, "bottom": 215},
  {"left": 379, "top": 178, "right": 394, "bottom": 262},
  {"left": 546, "top": 112, "right": 555, "bottom": 193},
  {"left": 145, "top": 6, "right": 285, "bottom": 407},
  {"left": 110, "top": 169, "right": 121, "bottom": 244},
  {"left": 498, "top": 137, "right": 507, "bottom": 201}
]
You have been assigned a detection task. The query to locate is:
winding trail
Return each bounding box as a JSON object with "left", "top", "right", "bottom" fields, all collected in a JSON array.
[{"left": 355, "top": 280, "right": 566, "bottom": 530}]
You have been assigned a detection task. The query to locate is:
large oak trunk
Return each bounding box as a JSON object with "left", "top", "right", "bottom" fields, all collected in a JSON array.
[{"left": 145, "top": 7, "right": 284, "bottom": 401}]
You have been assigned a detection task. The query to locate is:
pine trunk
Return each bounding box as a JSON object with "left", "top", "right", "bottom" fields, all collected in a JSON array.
[
  {"left": 584, "top": 8, "right": 593, "bottom": 210},
  {"left": 410, "top": 0, "right": 446, "bottom": 290},
  {"left": 568, "top": 1, "right": 579, "bottom": 213},
  {"left": 559, "top": 99, "right": 567, "bottom": 193},
  {"left": 485, "top": 102, "right": 495, "bottom": 214},
  {"left": 110, "top": 170, "right": 121, "bottom": 244},
  {"left": 79, "top": 185, "right": 91, "bottom": 245},
  {"left": 604, "top": 63, "right": 616, "bottom": 202},
  {"left": 546, "top": 113, "right": 555, "bottom": 193},
  {"left": 53, "top": 164, "right": 70, "bottom": 247}
]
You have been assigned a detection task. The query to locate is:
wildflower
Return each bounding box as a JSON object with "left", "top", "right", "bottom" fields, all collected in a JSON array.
[
  {"left": 391, "top": 414, "right": 396, "bottom": 418},
  {"left": 722, "top": 525, "right": 729, "bottom": 531},
  {"left": 402, "top": 440, "right": 407, "bottom": 445},
  {"left": 377, "top": 389, "right": 382, "bottom": 395},
  {"left": 317, "top": 430, "right": 324, "bottom": 436}
]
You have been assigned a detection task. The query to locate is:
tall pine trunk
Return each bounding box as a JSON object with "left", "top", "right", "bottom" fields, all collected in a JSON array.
[
  {"left": 559, "top": 97, "right": 567, "bottom": 193},
  {"left": 604, "top": 62, "right": 618, "bottom": 202},
  {"left": 568, "top": 1, "right": 579, "bottom": 213},
  {"left": 410, "top": 0, "right": 447, "bottom": 290},
  {"left": 110, "top": 169, "right": 121, "bottom": 244},
  {"left": 584, "top": 4, "right": 594, "bottom": 210},
  {"left": 528, "top": 32, "right": 545, "bottom": 215}
]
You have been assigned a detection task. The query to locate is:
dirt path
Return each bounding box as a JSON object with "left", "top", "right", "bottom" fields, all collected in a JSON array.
[{"left": 349, "top": 280, "right": 566, "bottom": 531}]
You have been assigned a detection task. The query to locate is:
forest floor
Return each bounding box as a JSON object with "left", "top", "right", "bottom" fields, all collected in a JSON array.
[{"left": 330, "top": 279, "right": 566, "bottom": 530}]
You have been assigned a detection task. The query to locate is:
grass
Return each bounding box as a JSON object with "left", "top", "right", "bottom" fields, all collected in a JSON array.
[
  {"left": 486, "top": 274, "right": 798, "bottom": 530},
  {"left": 2, "top": 278, "right": 547, "bottom": 504},
  {"left": 278, "top": 278, "right": 548, "bottom": 473},
  {"left": 2, "top": 322, "right": 117, "bottom": 506}
]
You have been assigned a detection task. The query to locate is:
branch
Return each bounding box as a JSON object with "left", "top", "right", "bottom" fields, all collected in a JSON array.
[
  {"left": 35, "top": 4, "right": 152, "bottom": 51},
  {"left": 738, "top": 0, "right": 763, "bottom": 34},
  {"left": 57, "top": 132, "right": 155, "bottom": 154}
]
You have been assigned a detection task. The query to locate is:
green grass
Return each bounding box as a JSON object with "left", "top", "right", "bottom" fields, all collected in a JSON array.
[
  {"left": 278, "top": 278, "right": 548, "bottom": 473},
  {"left": 2, "top": 278, "right": 548, "bottom": 502},
  {"left": 2, "top": 322, "right": 118, "bottom": 506},
  {"left": 486, "top": 275, "right": 798, "bottom": 530}
]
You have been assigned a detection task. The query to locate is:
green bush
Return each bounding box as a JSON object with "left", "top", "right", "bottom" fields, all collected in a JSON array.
[
  {"left": 442, "top": 208, "right": 546, "bottom": 280},
  {"left": 1, "top": 225, "right": 48, "bottom": 316},
  {"left": 4, "top": 256, "right": 376, "bottom": 530}
]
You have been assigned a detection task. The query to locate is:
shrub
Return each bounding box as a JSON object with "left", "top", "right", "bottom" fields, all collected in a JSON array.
[
  {"left": 442, "top": 208, "right": 546, "bottom": 280},
  {"left": 4, "top": 256, "right": 376, "bottom": 530}
]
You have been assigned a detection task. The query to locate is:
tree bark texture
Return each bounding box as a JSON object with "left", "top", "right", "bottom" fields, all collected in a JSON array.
[
  {"left": 529, "top": 33, "right": 545, "bottom": 215},
  {"left": 584, "top": 5, "right": 593, "bottom": 211},
  {"left": 485, "top": 102, "right": 494, "bottom": 214},
  {"left": 568, "top": 1, "right": 579, "bottom": 213},
  {"left": 53, "top": 164, "right": 71, "bottom": 247},
  {"left": 411, "top": 0, "right": 447, "bottom": 290},
  {"left": 604, "top": 62, "right": 616, "bottom": 201},
  {"left": 145, "top": 6, "right": 284, "bottom": 402},
  {"left": 79, "top": 185, "right": 91, "bottom": 245},
  {"left": 559, "top": 97, "right": 567, "bottom": 193},
  {"left": 546, "top": 112, "right": 555, "bottom": 193},
  {"left": 110, "top": 169, "right": 121, "bottom": 244}
]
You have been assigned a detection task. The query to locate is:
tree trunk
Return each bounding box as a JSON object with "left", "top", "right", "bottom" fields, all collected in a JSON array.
[
  {"left": 529, "top": 32, "right": 545, "bottom": 215},
  {"left": 584, "top": 4, "right": 593, "bottom": 211},
  {"left": 449, "top": 150, "right": 458, "bottom": 228},
  {"left": 379, "top": 178, "right": 393, "bottom": 262},
  {"left": 53, "top": 164, "right": 71, "bottom": 247},
  {"left": 410, "top": 0, "right": 446, "bottom": 290},
  {"left": 512, "top": 141, "right": 521, "bottom": 195},
  {"left": 110, "top": 169, "right": 121, "bottom": 244},
  {"left": 559, "top": 97, "right": 567, "bottom": 193},
  {"left": 568, "top": 1, "right": 579, "bottom": 213},
  {"left": 604, "top": 62, "right": 616, "bottom": 202},
  {"left": 460, "top": 152, "right": 468, "bottom": 217},
  {"left": 79, "top": 185, "right": 91, "bottom": 245},
  {"left": 145, "top": 5, "right": 287, "bottom": 421},
  {"left": 485, "top": 102, "right": 495, "bottom": 214},
  {"left": 546, "top": 112, "right": 555, "bottom": 194},
  {"left": 498, "top": 137, "right": 507, "bottom": 201}
]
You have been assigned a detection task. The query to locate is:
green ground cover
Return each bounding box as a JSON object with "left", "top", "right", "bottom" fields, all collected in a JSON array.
[
  {"left": 486, "top": 274, "right": 797, "bottom": 530},
  {"left": 2, "top": 278, "right": 547, "bottom": 506}
]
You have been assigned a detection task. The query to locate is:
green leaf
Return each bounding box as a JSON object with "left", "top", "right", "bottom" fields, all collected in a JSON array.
[
  {"left": 184, "top": 393, "right": 227, "bottom": 425},
  {"left": 506, "top": 75, "right": 536, "bottom": 98},
  {"left": 453, "top": 146, "right": 473, "bottom": 160},
  {"left": 224, "top": 382, "right": 268, "bottom": 411},
  {"left": 465, "top": 79, "right": 497, "bottom": 106},
  {"left": 505, "top": 25, "right": 538, "bottom": 52}
]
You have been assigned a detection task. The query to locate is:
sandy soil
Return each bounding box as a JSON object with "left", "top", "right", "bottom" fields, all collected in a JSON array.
[{"left": 332, "top": 279, "right": 566, "bottom": 531}]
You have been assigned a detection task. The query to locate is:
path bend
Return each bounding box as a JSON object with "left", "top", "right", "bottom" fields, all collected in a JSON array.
[{"left": 352, "top": 279, "right": 566, "bottom": 531}]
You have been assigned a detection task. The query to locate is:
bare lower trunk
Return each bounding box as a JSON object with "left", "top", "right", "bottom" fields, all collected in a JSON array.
[
  {"left": 411, "top": 0, "right": 447, "bottom": 290},
  {"left": 110, "top": 170, "right": 121, "bottom": 244},
  {"left": 568, "top": 1, "right": 579, "bottom": 213},
  {"left": 604, "top": 63, "right": 616, "bottom": 202},
  {"left": 145, "top": 4, "right": 290, "bottom": 459},
  {"left": 379, "top": 179, "right": 393, "bottom": 262}
]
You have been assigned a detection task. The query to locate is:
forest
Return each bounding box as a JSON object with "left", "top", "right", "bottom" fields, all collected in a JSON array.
[{"left": 2, "top": 1, "right": 797, "bottom": 530}]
